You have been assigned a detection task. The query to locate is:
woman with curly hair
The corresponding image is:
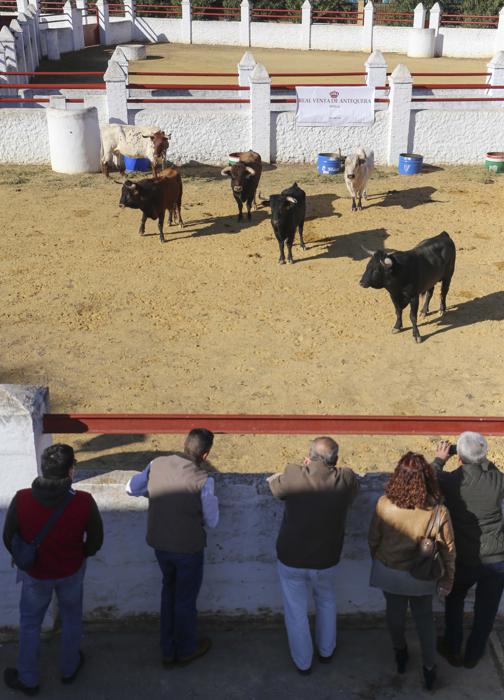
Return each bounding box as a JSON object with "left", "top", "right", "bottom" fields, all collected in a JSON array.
[{"left": 368, "top": 452, "right": 455, "bottom": 691}]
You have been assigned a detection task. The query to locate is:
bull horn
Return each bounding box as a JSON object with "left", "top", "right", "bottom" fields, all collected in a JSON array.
[
  {"left": 360, "top": 245, "right": 375, "bottom": 256},
  {"left": 245, "top": 166, "right": 255, "bottom": 175},
  {"left": 221, "top": 167, "right": 232, "bottom": 176},
  {"left": 382, "top": 256, "right": 393, "bottom": 268},
  {"left": 286, "top": 196, "right": 297, "bottom": 205}
]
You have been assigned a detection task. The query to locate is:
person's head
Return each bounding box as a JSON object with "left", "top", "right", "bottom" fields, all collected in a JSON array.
[
  {"left": 457, "top": 431, "right": 488, "bottom": 465},
  {"left": 309, "top": 437, "right": 339, "bottom": 467},
  {"left": 41, "top": 443, "right": 76, "bottom": 481},
  {"left": 385, "top": 452, "right": 441, "bottom": 509},
  {"left": 184, "top": 428, "right": 214, "bottom": 464}
]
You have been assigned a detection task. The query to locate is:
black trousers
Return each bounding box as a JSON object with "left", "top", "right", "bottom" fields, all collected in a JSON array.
[
  {"left": 384, "top": 592, "right": 436, "bottom": 668},
  {"left": 444, "top": 560, "right": 504, "bottom": 663}
]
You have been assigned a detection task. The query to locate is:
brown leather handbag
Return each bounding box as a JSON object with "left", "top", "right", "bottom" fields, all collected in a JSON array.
[{"left": 410, "top": 506, "right": 445, "bottom": 581}]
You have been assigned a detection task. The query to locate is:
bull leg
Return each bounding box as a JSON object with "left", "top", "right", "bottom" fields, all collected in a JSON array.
[
  {"left": 278, "top": 239, "right": 286, "bottom": 265},
  {"left": 102, "top": 162, "right": 109, "bottom": 178},
  {"left": 298, "top": 221, "right": 306, "bottom": 251},
  {"left": 420, "top": 287, "right": 435, "bottom": 317},
  {"left": 158, "top": 212, "right": 166, "bottom": 243},
  {"left": 168, "top": 208, "right": 173, "bottom": 226},
  {"left": 246, "top": 198, "right": 252, "bottom": 221},
  {"left": 287, "top": 239, "right": 294, "bottom": 265},
  {"left": 351, "top": 196, "right": 357, "bottom": 212},
  {"left": 237, "top": 199, "right": 243, "bottom": 222},
  {"left": 392, "top": 302, "right": 404, "bottom": 334},
  {"left": 177, "top": 203, "right": 184, "bottom": 230},
  {"left": 138, "top": 213, "right": 147, "bottom": 236},
  {"left": 357, "top": 193, "right": 363, "bottom": 211},
  {"left": 409, "top": 295, "right": 422, "bottom": 343},
  {"left": 440, "top": 276, "right": 452, "bottom": 315},
  {"left": 152, "top": 162, "right": 158, "bottom": 180}
]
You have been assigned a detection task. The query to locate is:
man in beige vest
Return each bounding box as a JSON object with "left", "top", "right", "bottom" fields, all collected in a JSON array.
[{"left": 126, "top": 429, "right": 219, "bottom": 667}]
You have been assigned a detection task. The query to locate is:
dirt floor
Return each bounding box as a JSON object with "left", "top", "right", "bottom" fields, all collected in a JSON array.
[
  {"left": 34, "top": 42, "right": 492, "bottom": 86},
  {"left": 2, "top": 162, "right": 504, "bottom": 474}
]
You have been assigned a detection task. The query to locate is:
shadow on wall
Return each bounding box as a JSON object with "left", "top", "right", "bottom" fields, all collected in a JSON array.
[
  {"left": 301, "top": 227, "right": 389, "bottom": 263},
  {"left": 420, "top": 291, "right": 504, "bottom": 341},
  {"left": 74, "top": 449, "right": 220, "bottom": 479}
]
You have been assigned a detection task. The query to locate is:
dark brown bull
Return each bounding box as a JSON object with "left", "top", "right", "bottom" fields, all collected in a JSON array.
[
  {"left": 221, "top": 150, "right": 262, "bottom": 222},
  {"left": 119, "top": 167, "right": 183, "bottom": 243}
]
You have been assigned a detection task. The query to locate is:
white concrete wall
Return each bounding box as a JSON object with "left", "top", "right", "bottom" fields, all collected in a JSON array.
[
  {"left": 272, "top": 109, "right": 389, "bottom": 164},
  {"left": 411, "top": 109, "right": 504, "bottom": 164},
  {"left": 438, "top": 27, "right": 497, "bottom": 59},
  {"left": 250, "top": 22, "right": 303, "bottom": 50},
  {"left": 192, "top": 20, "right": 240, "bottom": 46},
  {"left": 0, "top": 108, "right": 50, "bottom": 163},
  {"left": 373, "top": 25, "right": 411, "bottom": 54},
  {"left": 311, "top": 24, "right": 363, "bottom": 52},
  {"left": 132, "top": 17, "right": 182, "bottom": 44},
  {"left": 108, "top": 17, "right": 132, "bottom": 45}
]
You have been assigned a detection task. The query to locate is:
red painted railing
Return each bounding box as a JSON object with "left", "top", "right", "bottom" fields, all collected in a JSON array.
[
  {"left": 374, "top": 10, "right": 414, "bottom": 26},
  {"left": 251, "top": 7, "right": 301, "bottom": 22},
  {"left": 108, "top": 2, "right": 125, "bottom": 15},
  {"left": 192, "top": 6, "right": 240, "bottom": 18},
  {"left": 440, "top": 12, "right": 499, "bottom": 28},
  {"left": 127, "top": 82, "right": 249, "bottom": 90},
  {"left": 312, "top": 10, "right": 363, "bottom": 25},
  {"left": 135, "top": 3, "right": 181, "bottom": 17},
  {"left": 43, "top": 413, "right": 504, "bottom": 436}
]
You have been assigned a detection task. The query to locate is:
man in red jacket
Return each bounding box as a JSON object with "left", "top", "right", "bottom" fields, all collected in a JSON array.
[{"left": 2, "top": 443, "right": 103, "bottom": 696}]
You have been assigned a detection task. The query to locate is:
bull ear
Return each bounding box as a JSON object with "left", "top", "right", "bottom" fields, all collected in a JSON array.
[
  {"left": 381, "top": 256, "right": 394, "bottom": 268},
  {"left": 286, "top": 196, "right": 297, "bottom": 205},
  {"left": 360, "top": 245, "right": 375, "bottom": 257},
  {"left": 125, "top": 182, "right": 137, "bottom": 191},
  {"left": 245, "top": 166, "right": 255, "bottom": 176},
  {"left": 221, "top": 167, "right": 232, "bottom": 177}
]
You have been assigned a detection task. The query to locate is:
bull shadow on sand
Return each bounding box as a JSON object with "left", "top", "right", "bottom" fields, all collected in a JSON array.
[
  {"left": 305, "top": 193, "right": 341, "bottom": 222},
  {"left": 365, "top": 186, "right": 438, "bottom": 210},
  {"left": 74, "top": 448, "right": 220, "bottom": 480},
  {"left": 300, "top": 227, "right": 389, "bottom": 263},
  {"left": 419, "top": 291, "right": 504, "bottom": 341}
]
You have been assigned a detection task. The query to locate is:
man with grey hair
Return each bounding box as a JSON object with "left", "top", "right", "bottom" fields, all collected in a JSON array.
[
  {"left": 433, "top": 432, "right": 504, "bottom": 669},
  {"left": 267, "top": 437, "right": 359, "bottom": 674}
]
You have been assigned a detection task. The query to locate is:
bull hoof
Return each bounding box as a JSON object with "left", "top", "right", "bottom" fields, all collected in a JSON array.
[
  {"left": 300, "top": 244, "right": 306, "bottom": 251},
  {"left": 392, "top": 327, "right": 402, "bottom": 334},
  {"left": 278, "top": 259, "right": 286, "bottom": 265},
  {"left": 287, "top": 259, "right": 294, "bottom": 265},
  {"left": 414, "top": 335, "right": 422, "bottom": 344}
]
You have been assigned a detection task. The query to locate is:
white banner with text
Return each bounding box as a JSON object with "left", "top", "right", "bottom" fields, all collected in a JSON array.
[{"left": 295, "top": 86, "right": 376, "bottom": 127}]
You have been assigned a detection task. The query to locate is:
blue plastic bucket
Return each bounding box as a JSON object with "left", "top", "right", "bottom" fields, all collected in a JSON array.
[
  {"left": 317, "top": 152, "right": 343, "bottom": 175},
  {"left": 123, "top": 156, "right": 151, "bottom": 173},
  {"left": 398, "top": 153, "right": 423, "bottom": 175}
]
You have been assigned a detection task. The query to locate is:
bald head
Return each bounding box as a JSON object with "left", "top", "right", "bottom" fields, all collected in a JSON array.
[{"left": 309, "top": 437, "right": 339, "bottom": 467}]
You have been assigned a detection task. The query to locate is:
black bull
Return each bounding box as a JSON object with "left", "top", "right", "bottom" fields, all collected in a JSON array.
[{"left": 359, "top": 231, "right": 456, "bottom": 343}]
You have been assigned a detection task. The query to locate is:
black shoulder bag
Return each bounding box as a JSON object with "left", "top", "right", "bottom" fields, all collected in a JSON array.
[
  {"left": 409, "top": 505, "right": 445, "bottom": 582},
  {"left": 11, "top": 492, "right": 74, "bottom": 571}
]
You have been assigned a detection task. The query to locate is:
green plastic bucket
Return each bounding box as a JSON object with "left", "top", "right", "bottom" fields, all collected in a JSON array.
[{"left": 485, "top": 152, "right": 504, "bottom": 173}]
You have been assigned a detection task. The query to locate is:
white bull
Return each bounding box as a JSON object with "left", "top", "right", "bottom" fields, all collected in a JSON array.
[
  {"left": 344, "top": 147, "right": 374, "bottom": 212},
  {"left": 100, "top": 125, "right": 171, "bottom": 178}
]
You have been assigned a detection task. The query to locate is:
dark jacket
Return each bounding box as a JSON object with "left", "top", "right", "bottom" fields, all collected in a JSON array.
[
  {"left": 433, "top": 457, "right": 504, "bottom": 566},
  {"left": 269, "top": 458, "right": 359, "bottom": 569},
  {"left": 3, "top": 475, "right": 103, "bottom": 579}
]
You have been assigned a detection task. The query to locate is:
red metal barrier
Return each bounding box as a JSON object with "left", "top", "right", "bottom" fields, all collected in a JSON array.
[
  {"left": 6, "top": 82, "right": 105, "bottom": 89},
  {"left": 127, "top": 83, "right": 249, "bottom": 90},
  {"left": 0, "top": 71, "right": 104, "bottom": 76},
  {"left": 135, "top": 4, "right": 181, "bottom": 16},
  {"left": 440, "top": 13, "right": 498, "bottom": 27},
  {"left": 43, "top": 413, "right": 504, "bottom": 436},
  {"left": 128, "top": 98, "right": 249, "bottom": 103}
]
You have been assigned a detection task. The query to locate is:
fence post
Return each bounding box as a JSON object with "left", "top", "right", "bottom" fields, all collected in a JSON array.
[
  {"left": 16, "top": 0, "right": 29, "bottom": 12},
  {"left": 429, "top": 2, "right": 441, "bottom": 32},
  {"left": 17, "top": 13, "right": 34, "bottom": 73},
  {"left": 240, "top": 0, "right": 250, "bottom": 47},
  {"left": 413, "top": 2, "right": 426, "bottom": 29},
  {"left": 362, "top": 1, "right": 374, "bottom": 53},
  {"left": 237, "top": 50, "right": 255, "bottom": 87},
  {"left": 26, "top": 5, "right": 41, "bottom": 64},
  {"left": 124, "top": 0, "right": 135, "bottom": 41},
  {"left": 0, "top": 40, "right": 11, "bottom": 96},
  {"left": 97, "top": 0, "right": 110, "bottom": 45},
  {"left": 181, "top": 0, "right": 192, "bottom": 45},
  {"left": 46, "top": 26, "right": 61, "bottom": 59},
  {"left": 249, "top": 62, "right": 271, "bottom": 163},
  {"left": 387, "top": 63, "right": 412, "bottom": 166},
  {"left": 365, "top": 49, "right": 387, "bottom": 88},
  {"left": 39, "top": 23, "right": 47, "bottom": 58},
  {"left": 64, "top": 0, "right": 85, "bottom": 52},
  {"left": 487, "top": 51, "right": 504, "bottom": 99},
  {"left": 9, "top": 19, "right": 27, "bottom": 73},
  {"left": 301, "top": 0, "right": 311, "bottom": 50},
  {"left": 50, "top": 94, "right": 67, "bottom": 108},
  {"left": 496, "top": 7, "right": 504, "bottom": 53},
  {"left": 105, "top": 59, "right": 128, "bottom": 124}
]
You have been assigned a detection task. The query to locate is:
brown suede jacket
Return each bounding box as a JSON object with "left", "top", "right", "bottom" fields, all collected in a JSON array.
[{"left": 368, "top": 495, "right": 456, "bottom": 589}]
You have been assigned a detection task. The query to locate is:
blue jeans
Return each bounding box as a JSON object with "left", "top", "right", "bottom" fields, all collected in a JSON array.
[
  {"left": 277, "top": 560, "right": 338, "bottom": 671},
  {"left": 154, "top": 550, "right": 204, "bottom": 660},
  {"left": 17, "top": 564, "right": 86, "bottom": 687},
  {"left": 444, "top": 560, "right": 504, "bottom": 663}
]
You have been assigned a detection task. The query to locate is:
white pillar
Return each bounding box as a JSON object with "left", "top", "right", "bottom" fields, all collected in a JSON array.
[
  {"left": 16, "top": 0, "right": 29, "bottom": 11},
  {"left": 413, "top": 2, "right": 426, "bottom": 28},
  {"left": 97, "top": 0, "right": 110, "bottom": 45},
  {"left": 365, "top": 48, "right": 387, "bottom": 88},
  {"left": 10, "top": 19, "right": 27, "bottom": 73},
  {"left": 387, "top": 63, "right": 412, "bottom": 166},
  {"left": 17, "top": 13, "right": 34, "bottom": 73},
  {"left": 487, "top": 51, "right": 504, "bottom": 99},
  {"left": 249, "top": 62, "right": 271, "bottom": 164},
  {"left": 50, "top": 94, "right": 67, "bottom": 108},
  {"left": 0, "top": 25, "right": 17, "bottom": 97},
  {"left": 240, "top": 0, "right": 250, "bottom": 47},
  {"left": 181, "top": 0, "right": 192, "bottom": 45},
  {"left": 237, "top": 50, "right": 255, "bottom": 87},
  {"left": 26, "top": 5, "right": 41, "bottom": 64},
  {"left": 429, "top": 2, "right": 442, "bottom": 32},
  {"left": 0, "top": 385, "right": 51, "bottom": 628},
  {"left": 362, "top": 1, "right": 374, "bottom": 53},
  {"left": 46, "top": 26, "right": 60, "bottom": 60},
  {"left": 496, "top": 7, "right": 504, "bottom": 53},
  {"left": 124, "top": 0, "right": 135, "bottom": 41},
  {"left": 301, "top": 0, "right": 311, "bottom": 50},
  {"left": 39, "top": 23, "right": 48, "bottom": 58},
  {"left": 64, "top": 0, "right": 85, "bottom": 52},
  {"left": 105, "top": 58, "right": 128, "bottom": 124},
  {"left": 0, "top": 42, "right": 10, "bottom": 96}
]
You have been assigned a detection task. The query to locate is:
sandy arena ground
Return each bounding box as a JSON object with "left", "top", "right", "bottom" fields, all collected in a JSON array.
[
  {"left": 2, "top": 160, "right": 504, "bottom": 474},
  {"left": 35, "top": 42, "right": 492, "bottom": 86}
]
